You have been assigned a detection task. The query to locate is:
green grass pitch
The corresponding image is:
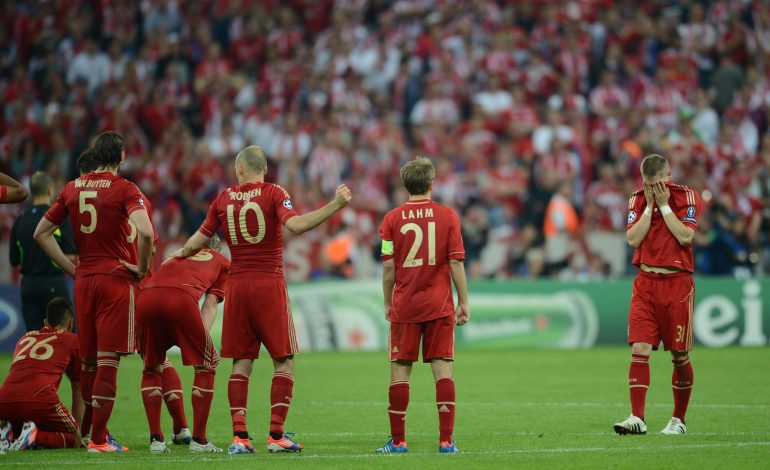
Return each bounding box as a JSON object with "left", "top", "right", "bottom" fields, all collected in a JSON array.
[{"left": 1, "top": 347, "right": 768, "bottom": 469}]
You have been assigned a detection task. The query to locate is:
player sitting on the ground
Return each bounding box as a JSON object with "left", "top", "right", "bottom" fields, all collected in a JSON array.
[
  {"left": 126, "top": 235, "right": 229, "bottom": 453},
  {"left": 0, "top": 298, "right": 85, "bottom": 451}
]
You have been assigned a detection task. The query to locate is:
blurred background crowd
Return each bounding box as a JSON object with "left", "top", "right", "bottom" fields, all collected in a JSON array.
[{"left": 1, "top": 0, "right": 770, "bottom": 281}]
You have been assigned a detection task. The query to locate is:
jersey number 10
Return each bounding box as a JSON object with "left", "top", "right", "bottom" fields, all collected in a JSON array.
[
  {"left": 227, "top": 202, "right": 266, "bottom": 245},
  {"left": 401, "top": 222, "right": 436, "bottom": 268}
]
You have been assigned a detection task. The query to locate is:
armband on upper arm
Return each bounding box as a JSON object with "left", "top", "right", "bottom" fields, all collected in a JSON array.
[{"left": 381, "top": 240, "right": 393, "bottom": 256}]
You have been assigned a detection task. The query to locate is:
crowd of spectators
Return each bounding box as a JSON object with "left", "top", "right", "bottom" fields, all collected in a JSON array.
[{"left": 1, "top": 0, "right": 770, "bottom": 280}]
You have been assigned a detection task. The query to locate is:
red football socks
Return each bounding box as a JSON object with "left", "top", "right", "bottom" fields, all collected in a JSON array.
[
  {"left": 228, "top": 374, "right": 249, "bottom": 436},
  {"left": 161, "top": 361, "right": 188, "bottom": 433},
  {"left": 672, "top": 357, "right": 694, "bottom": 422},
  {"left": 269, "top": 372, "right": 294, "bottom": 435},
  {"left": 435, "top": 377, "right": 456, "bottom": 442},
  {"left": 80, "top": 363, "right": 97, "bottom": 436},
  {"left": 36, "top": 431, "right": 79, "bottom": 448},
  {"left": 192, "top": 368, "right": 216, "bottom": 443},
  {"left": 629, "top": 353, "right": 650, "bottom": 419},
  {"left": 388, "top": 381, "right": 409, "bottom": 444},
  {"left": 91, "top": 354, "right": 120, "bottom": 445},
  {"left": 141, "top": 369, "right": 164, "bottom": 439}
]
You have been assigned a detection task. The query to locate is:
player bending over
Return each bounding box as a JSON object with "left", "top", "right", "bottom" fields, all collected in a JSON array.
[
  {"left": 34, "top": 131, "right": 155, "bottom": 452},
  {"left": 377, "top": 157, "right": 470, "bottom": 454},
  {"left": 174, "top": 145, "right": 352, "bottom": 454},
  {"left": 614, "top": 154, "right": 700, "bottom": 435},
  {"left": 0, "top": 298, "right": 85, "bottom": 451},
  {"left": 129, "top": 235, "right": 229, "bottom": 453}
]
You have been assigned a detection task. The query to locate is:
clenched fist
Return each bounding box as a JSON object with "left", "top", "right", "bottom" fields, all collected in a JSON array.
[{"left": 334, "top": 184, "right": 352, "bottom": 207}]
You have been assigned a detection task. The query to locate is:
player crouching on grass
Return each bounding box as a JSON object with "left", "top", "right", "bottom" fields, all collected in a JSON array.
[
  {"left": 126, "top": 235, "right": 229, "bottom": 453},
  {"left": 0, "top": 298, "right": 85, "bottom": 451},
  {"left": 377, "top": 157, "right": 470, "bottom": 454},
  {"left": 614, "top": 154, "right": 701, "bottom": 436}
]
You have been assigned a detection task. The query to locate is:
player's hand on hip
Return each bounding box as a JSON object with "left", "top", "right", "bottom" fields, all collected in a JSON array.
[
  {"left": 455, "top": 303, "right": 470, "bottom": 326},
  {"left": 652, "top": 182, "right": 670, "bottom": 206},
  {"left": 119, "top": 259, "right": 147, "bottom": 280},
  {"left": 334, "top": 184, "right": 352, "bottom": 207}
]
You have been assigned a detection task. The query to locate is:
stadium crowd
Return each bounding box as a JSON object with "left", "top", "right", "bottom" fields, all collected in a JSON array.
[{"left": 1, "top": 0, "right": 769, "bottom": 280}]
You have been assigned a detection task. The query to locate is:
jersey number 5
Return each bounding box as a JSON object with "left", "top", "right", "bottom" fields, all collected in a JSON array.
[
  {"left": 400, "top": 222, "right": 436, "bottom": 268},
  {"left": 79, "top": 191, "right": 98, "bottom": 234},
  {"left": 13, "top": 335, "right": 57, "bottom": 362},
  {"left": 227, "top": 202, "right": 266, "bottom": 245}
]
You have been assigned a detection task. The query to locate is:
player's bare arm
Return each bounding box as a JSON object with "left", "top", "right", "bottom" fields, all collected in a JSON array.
[
  {"left": 70, "top": 379, "right": 85, "bottom": 447},
  {"left": 119, "top": 209, "right": 154, "bottom": 279},
  {"left": 382, "top": 258, "right": 395, "bottom": 320},
  {"left": 0, "top": 171, "right": 29, "bottom": 203},
  {"left": 449, "top": 259, "right": 470, "bottom": 326},
  {"left": 652, "top": 182, "right": 695, "bottom": 246},
  {"left": 33, "top": 218, "right": 77, "bottom": 276},
  {"left": 626, "top": 183, "right": 655, "bottom": 249},
  {"left": 172, "top": 231, "right": 212, "bottom": 259},
  {"left": 284, "top": 184, "right": 352, "bottom": 235},
  {"left": 200, "top": 293, "right": 221, "bottom": 333}
]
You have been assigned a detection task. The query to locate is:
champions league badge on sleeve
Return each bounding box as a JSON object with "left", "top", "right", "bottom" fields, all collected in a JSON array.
[
  {"left": 627, "top": 211, "right": 637, "bottom": 224},
  {"left": 683, "top": 206, "right": 696, "bottom": 223},
  {"left": 283, "top": 199, "right": 293, "bottom": 210}
]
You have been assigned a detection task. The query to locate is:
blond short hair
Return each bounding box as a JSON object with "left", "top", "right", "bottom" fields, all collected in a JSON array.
[
  {"left": 400, "top": 157, "right": 435, "bottom": 195},
  {"left": 640, "top": 154, "right": 669, "bottom": 179},
  {"left": 236, "top": 145, "right": 268, "bottom": 174}
]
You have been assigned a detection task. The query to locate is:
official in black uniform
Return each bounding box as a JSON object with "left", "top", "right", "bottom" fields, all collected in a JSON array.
[{"left": 10, "top": 171, "right": 77, "bottom": 331}]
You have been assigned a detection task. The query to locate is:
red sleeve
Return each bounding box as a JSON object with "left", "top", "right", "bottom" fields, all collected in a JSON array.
[
  {"left": 44, "top": 186, "right": 69, "bottom": 226},
  {"left": 626, "top": 192, "right": 645, "bottom": 229},
  {"left": 676, "top": 187, "right": 700, "bottom": 230},
  {"left": 207, "top": 257, "right": 229, "bottom": 301},
  {"left": 447, "top": 210, "right": 465, "bottom": 260},
  {"left": 123, "top": 181, "right": 147, "bottom": 216},
  {"left": 0, "top": 185, "right": 6, "bottom": 202},
  {"left": 273, "top": 185, "right": 299, "bottom": 225},
  {"left": 198, "top": 193, "right": 222, "bottom": 237}
]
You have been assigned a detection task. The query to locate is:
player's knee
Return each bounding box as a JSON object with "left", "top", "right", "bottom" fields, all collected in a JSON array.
[
  {"left": 631, "top": 342, "right": 652, "bottom": 355},
  {"left": 272, "top": 355, "right": 294, "bottom": 373},
  {"left": 671, "top": 350, "right": 689, "bottom": 361},
  {"left": 195, "top": 366, "right": 216, "bottom": 375},
  {"left": 232, "top": 358, "right": 253, "bottom": 376}
]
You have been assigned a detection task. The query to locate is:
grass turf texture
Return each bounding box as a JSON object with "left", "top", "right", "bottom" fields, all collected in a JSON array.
[{"left": 0, "top": 347, "right": 768, "bottom": 469}]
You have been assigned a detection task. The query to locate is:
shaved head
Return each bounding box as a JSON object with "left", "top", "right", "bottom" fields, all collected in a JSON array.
[{"left": 235, "top": 146, "right": 268, "bottom": 176}]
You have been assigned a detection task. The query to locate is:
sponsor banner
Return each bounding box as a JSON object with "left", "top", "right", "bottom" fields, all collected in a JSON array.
[{"left": 0, "top": 278, "right": 768, "bottom": 352}]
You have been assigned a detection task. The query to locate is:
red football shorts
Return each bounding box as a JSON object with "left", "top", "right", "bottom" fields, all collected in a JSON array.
[
  {"left": 136, "top": 287, "right": 219, "bottom": 369},
  {"left": 221, "top": 276, "right": 299, "bottom": 360},
  {"left": 74, "top": 274, "right": 136, "bottom": 358},
  {"left": 628, "top": 270, "right": 695, "bottom": 351},
  {"left": 389, "top": 315, "right": 455, "bottom": 363},
  {"left": 0, "top": 392, "right": 77, "bottom": 433}
]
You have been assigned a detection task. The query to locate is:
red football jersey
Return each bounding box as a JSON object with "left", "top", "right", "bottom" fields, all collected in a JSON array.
[
  {"left": 380, "top": 198, "right": 465, "bottom": 323},
  {"left": 627, "top": 183, "right": 701, "bottom": 272},
  {"left": 126, "top": 191, "right": 159, "bottom": 287},
  {"left": 45, "top": 172, "right": 147, "bottom": 280},
  {"left": 198, "top": 182, "right": 298, "bottom": 277},
  {"left": 0, "top": 327, "right": 80, "bottom": 399},
  {"left": 143, "top": 248, "right": 229, "bottom": 302}
]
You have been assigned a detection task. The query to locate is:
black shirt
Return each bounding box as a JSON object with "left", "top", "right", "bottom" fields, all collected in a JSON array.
[{"left": 10, "top": 204, "right": 77, "bottom": 276}]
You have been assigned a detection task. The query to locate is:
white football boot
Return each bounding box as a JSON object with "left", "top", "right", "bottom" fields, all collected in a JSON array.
[
  {"left": 613, "top": 414, "right": 647, "bottom": 435},
  {"left": 660, "top": 417, "right": 687, "bottom": 435}
]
